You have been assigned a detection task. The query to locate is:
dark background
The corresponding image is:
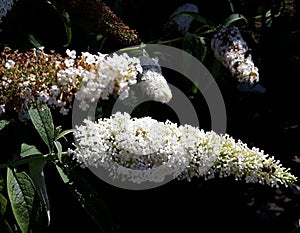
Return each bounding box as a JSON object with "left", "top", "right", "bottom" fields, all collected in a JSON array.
[{"left": 1, "top": 0, "right": 300, "bottom": 232}]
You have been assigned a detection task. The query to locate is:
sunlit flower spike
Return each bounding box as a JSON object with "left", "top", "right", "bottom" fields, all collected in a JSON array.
[{"left": 71, "top": 112, "right": 297, "bottom": 186}]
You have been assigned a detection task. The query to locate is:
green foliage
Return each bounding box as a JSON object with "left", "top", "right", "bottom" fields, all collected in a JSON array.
[
  {"left": 223, "top": 13, "right": 248, "bottom": 26},
  {"left": 0, "top": 120, "right": 11, "bottom": 131},
  {"left": 7, "top": 168, "right": 41, "bottom": 233},
  {"left": 29, "top": 160, "right": 50, "bottom": 226},
  {"left": 0, "top": 104, "right": 74, "bottom": 231},
  {"left": 183, "top": 32, "right": 207, "bottom": 62},
  {"left": 20, "top": 144, "right": 43, "bottom": 158},
  {"left": 45, "top": 0, "right": 72, "bottom": 47},
  {"left": 28, "top": 105, "right": 55, "bottom": 153}
]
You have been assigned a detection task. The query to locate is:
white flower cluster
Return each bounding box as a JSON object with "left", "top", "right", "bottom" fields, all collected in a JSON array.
[
  {"left": 140, "top": 70, "right": 172, "bottom": 103},
  {"left": 72, "top": 112, "right": 188, "bottom": 183},
  {"left": 1, "top": 48, "right": 172, "bottom": 117},
  {"left": 71, "top": 112, "right": 296, "bottom": 186},
  {"left": 169, "top": 3, "right": 198, "bottom": 34},
  {"left": 62, "top": 50, "right": 143, "bottom": 111},
  {"left": 211, "top": 25, "right": 259, "bottom": 83},
  {"left": 37, "top": 84, "right": 70, "bottom": 115},
  {"left": 0, "top": 0, "right": 16, "bottom": 22}
]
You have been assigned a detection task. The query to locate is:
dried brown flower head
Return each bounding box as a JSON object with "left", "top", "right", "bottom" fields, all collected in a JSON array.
[{"left": 65, "top": 0, "right": 141, "bottom": 46}]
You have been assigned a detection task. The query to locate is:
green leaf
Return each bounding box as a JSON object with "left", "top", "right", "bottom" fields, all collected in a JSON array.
[
  {"left": 28, "top": 105, "right": 54, "bottom": 152},
  {"left": 183, "top": 33, "right": 207, "bottom": 62},
  {"left": 264, "top": 10, "right": 273, "bottom": 28},
  {"left": 56, "top": 165, "right": 69, "bottom": 183},
  {"left": 0, "top": 175, "right": 4, "bottom": 192},
  {"left": 20, "top": 143, "right": 43, "bottom": 158},
  {"left": 46, "top": 0, "right": 72, "bottom": 47},
  {"left": 0, "top": 120, "right": 10, "bottom": 131},
  {"left": 7, "top": 168, "right": 41, "bottom": 233},
  {"left": 192, "top": 84, "right": 198, "bottom": 94},
  {"left": 197, "top": 36, "right": 207, "bottom": 62},
  {"left": 29, "top": 160, "right": 50, "bottom": 226},
  {"left": 54, "top": 141, "right": 63, "bottom": 162},
  {"left": 56, "top": 166, "right": 115, "bottom": 233},
  {"left": 0, "top": 193, "right": 7, "bottom": 215},
  {"left": 55, "top": 129, "right": 74, "bottom": 141},
  {"left": 28, "top": 34, "right": 43, "bottom": 49},
  {"left": 61, "top": 10, "right": 72, "bottom": 47},
  {"left": 227, "top": 0, "right": 235, "bottom": 13},
  {"left": 223, "top": 13, "right": 248, "bottom": 27}
]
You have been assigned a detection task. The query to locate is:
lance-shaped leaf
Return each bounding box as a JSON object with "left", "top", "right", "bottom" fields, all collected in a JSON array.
[
  {"left": 19, "top": 144, "right": 50, "bottom": 226},
  {"left": 20, "top": 143, "right": 43, "bottom": 158},
  {"left": 54, "top": 141, "right": 63, "bottom": 163},
  {"left": 7, "top": 168, "right": 41, "bottom": 233},
  {"left": 0, "top": 120, "right": 10, "bottom": 131},
  {"left": 55, "top": 129, "right": 74, "bottom": 141},
  {"left": 29, "top": 160, "right": 50, "bottom": 226},
  {"left": 28, "top": 105, "right": 54, "bottom": 152},
  {"left": 46, "top": 0, "right": 72, "bottom": 47},
  {"left": 223, "top": 13, "right": 248, "bottom": 27}
]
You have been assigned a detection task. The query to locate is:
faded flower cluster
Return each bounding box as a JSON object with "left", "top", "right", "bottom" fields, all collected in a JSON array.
[
  {"left": 0, "top": 48, "right": 171, "bottom": 118},
  {"left": 71, "top": 112, "right": 296, "bottom": 186},
  {"left": 0, "top": 48, "right": 76, "bottom": 118},
  {"left": 211, "top": 25, "right": 259, "bottom": 83}
]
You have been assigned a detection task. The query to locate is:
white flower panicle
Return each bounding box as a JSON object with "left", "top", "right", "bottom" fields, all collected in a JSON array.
[
  {"left": 211, "top": 25, "right": 259, "bottom": 83},
  {"left": 169, "top": 3, "right": 198, "bottom": 34},
  {"left": 72, "top": 112, "right": 188, "bottom": 183},
  {"left": 140, "top": 70, "right": 172, "bottom": 103},
  {"left": 71, "top": 112, "right": 296, "bottom": 186},
  {"left": 72, "top": 51, "right": 143, "bottom": 111}
]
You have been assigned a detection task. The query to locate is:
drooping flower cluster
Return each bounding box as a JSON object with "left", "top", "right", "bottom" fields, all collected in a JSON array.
[
  {"left": 211, "top": 25, "right": 259, "bottom": 83},
  {"left": 139, "top": 70, "right": 172, "bottom": 104},
  {"left": 71, "top": 112, "right": 297, "bottom": 186},
  {"left": 73, "top": 52, "right": 143, "bottom": 111},
  {"left": 0, "top": 48, "right": 171, "bottom": 118},
  {"left": 169, "top": 3, "right": 198, "bottom": 34},
  {"left": 137, "top": 56, "right": 172, "bottom": 103}
]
